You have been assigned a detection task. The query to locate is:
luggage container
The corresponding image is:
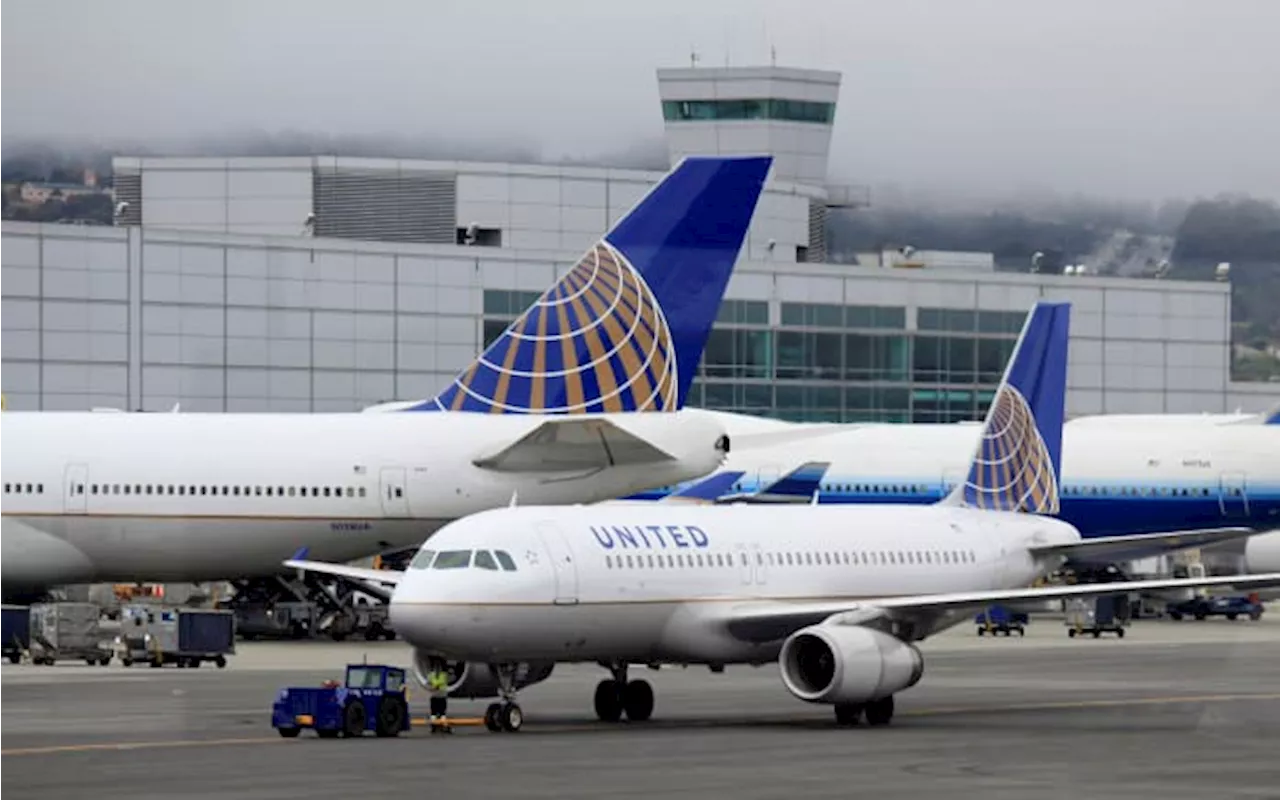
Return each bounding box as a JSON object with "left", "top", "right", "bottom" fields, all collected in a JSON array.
[
  {"left": 1065, "top": 594, "right": 1131, "bottom": 638},
  {"left": 975, "top": 605, "right": 1028, "bottom": 636},
  {"left": 2, "top": 605, "right": 31, "bottom": 664},
  {"left": 116, "top": 605, "right": 235, "bottom": 668},
  {"left": 29, "top": 602, "right": 112, "bottom": 665}
]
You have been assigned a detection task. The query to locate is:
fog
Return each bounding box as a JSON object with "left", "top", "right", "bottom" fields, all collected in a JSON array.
[{"left": 4, "top": 0, "right": 1278, "bottom": 201}]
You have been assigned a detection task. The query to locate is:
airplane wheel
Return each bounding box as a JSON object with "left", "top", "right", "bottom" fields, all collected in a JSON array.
[
  {"left": 623, "top": 679, "right": 654, "bottom": 722},
  {"left": 278, "top": 727, "right": 301, "bottom": 738},
  {"left": 484, "top": 703, "right": 503, "bottom": 732},
  {"left": 499, "top": 702, "right": 523, "bottom": 732},
  {"left": 594, "top": 680, "right": 623, "bottom": 722},
  {"left": 865, "top": 696, "right": 895, "bottom": 727},
  {"left": 1117, "top": 628, "right": 1126, "bottom": 638},
  {"left": 834, "top": 704, "right": 863, "bottom": 726}
]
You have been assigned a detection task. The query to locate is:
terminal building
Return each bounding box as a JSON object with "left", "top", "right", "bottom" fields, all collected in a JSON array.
[{"left": 3, "top": 65, "right": 1275, "bottom": 419}]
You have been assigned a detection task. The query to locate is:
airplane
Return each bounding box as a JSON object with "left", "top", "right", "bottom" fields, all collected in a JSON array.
[
  {"left": 0, "top": 155, "right": 774, "bottom": 603},
  {"left": 288, "top": 300, "right": 1280, "bottom": 732},
  {"left": 628, "top": 409, "right": 1280, "bottom": 563}
]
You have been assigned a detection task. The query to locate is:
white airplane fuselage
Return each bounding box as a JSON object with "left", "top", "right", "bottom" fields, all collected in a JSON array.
[
  {"left": 389, "top": 503, "right": 1079, "bottom": 665},
  {"left": 0, "top": 410, "right": 727, "bottom": 592}
]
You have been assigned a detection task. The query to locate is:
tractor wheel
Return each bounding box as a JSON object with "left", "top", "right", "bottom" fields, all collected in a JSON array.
[
  {"left": 343, "top": 700, "right": 367, "bottom": 738},
  {"left": 375, "top": 697, "right": 406, "bottom": 738}
]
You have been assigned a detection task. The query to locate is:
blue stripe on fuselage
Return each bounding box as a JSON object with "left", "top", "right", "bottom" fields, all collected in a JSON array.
[{"left": 627, "top": 478, "right": 1280, "bottom": 539}]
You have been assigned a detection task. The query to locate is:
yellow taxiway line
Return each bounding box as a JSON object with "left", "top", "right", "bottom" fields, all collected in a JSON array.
[{"left": 5, "top": 692, "right": 1278, "bottom": 757}]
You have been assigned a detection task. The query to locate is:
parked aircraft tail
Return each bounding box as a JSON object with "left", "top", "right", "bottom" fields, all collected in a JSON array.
[
  {"left": 939, "top": 301, "right": 1071, "bottom": 514},
  {"left": 407, "top": 156, "right": 773, "bottom": 414}
]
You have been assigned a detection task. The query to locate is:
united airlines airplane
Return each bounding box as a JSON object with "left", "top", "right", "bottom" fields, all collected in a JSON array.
[
  {"left": 627, "top": 409, "right": 1280, "bottom": 563},
  {"left": 289, "top": 301, "right": 1280, "bottom": 732},
  {"left": 0, "top": 155, "right": 773, "bottom": 601}
]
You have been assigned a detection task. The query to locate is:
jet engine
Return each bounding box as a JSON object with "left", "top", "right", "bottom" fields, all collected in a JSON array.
[
  {"left": 411, "top": 650, "right": 554, "bottom": 699},
  {"left": 1244, "top": 530, "right": 1280, "bottom": 575},
  {"left": 778, "top": 624, "right": 924, "bottom": 705}
]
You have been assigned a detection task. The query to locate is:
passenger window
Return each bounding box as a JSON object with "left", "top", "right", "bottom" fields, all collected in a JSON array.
[
  {"left": 474, "top": 550, "right": 499, "bottom": 571},
  {"left": 432, "top": 550, "right": 471, "bottom": 569},
  {"left": 324, "top": 487, "right": 331, "bottom": 497},
  {"left": 409, "top": 549, "right": 436, "bottom": 570},
  {"left": 495, "top": 550, "right": 517, "bottom": 571},
  {"left": 233, "top": 487, "right": 241, "bottom": 496},
  {"left": 626, "top": 555, "right": 634, "bottom": 568},
  {"left": 124, "top": 485, "right": 132, "bottom": 495},
  {"left": 648, "top": 555, "right": 655, "bottom": 568},
  {"left": 346, "top": 487, "right": 354, "bottom": 498},
  {"left": 288, "top": 487, "right": 296, "bottom": 496},
  {"left": 358, "top": 487, "right": 367, "bottom": 498},
  {"left": 605, "top": 555, "right": 614, "bottom": 569},
  {"left": 265, "top": 487, "right": 273, "bottom": 496},
  {"left": 178, "top": 486, "right": 185, "bottom": 496},
  {"left": 394, "top": 487, "right": 404, "bottom": 498}
]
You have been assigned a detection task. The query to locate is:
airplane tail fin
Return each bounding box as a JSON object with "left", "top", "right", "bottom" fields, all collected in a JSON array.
[
  {"left": 660, "top": 471, "right": 747, "bottom": 505},
  {"left": 407, "top": 156, "right": 773, "bottom": 414},
  {"left": 938, "top": 301, "right": 1071, "bottom": 514},
  {"left": 719, "top": 461, "right": 831, "bottom": 504}
]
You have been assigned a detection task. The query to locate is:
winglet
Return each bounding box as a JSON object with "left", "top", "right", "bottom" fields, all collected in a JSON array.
[
  {"left": 291, "top": 546, "right": 310, "bottom": 561},
  {"left": 405, "top": 156, "right": 773, "bottom": 414},
  {"left": 938, "top": 301, "right": 1071, "bottom": 514}
]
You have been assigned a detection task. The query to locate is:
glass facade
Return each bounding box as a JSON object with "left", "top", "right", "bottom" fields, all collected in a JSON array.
[
  {"left": 661, "top": 99, "right": 836, "bottom": 124},
  {"left": 482, "top": 293, "right": 1026, "bottom": 423}
]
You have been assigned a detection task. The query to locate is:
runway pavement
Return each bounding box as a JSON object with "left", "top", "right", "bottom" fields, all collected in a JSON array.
[{"left": 3, "top": 616, "right": 1278, "bottom": 800}]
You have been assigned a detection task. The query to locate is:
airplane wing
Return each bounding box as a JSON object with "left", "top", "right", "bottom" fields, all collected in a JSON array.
[
  {"left": 722, "top": 571, "right": 1280, "bottom": 643},
  {"left": 283, "top": 559, "right": 404, "bottom": 603},
  {"left": 1027, "top": 526, "right": 1259, "bottom": 565},
  {"left": 717, "top": 461, "right": 831, "bottom": 504},
  {"left": 472, "top": 418, "right": 676, "bottom": 472}
]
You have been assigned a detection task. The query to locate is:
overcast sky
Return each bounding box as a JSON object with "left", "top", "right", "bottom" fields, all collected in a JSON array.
[{"left": 4, "top": 0, "right": 1278, "bottom": 202}]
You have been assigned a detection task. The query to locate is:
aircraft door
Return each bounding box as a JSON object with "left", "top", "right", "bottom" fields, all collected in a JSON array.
[
  {"left": 535, "top": 521, "right": 579, "bottom": 605},
  {"left": 379, "top": 467, "right": 410, "bottom": 517},
  {"left": 64, "top": 463, "right": 88, "bottom": 514},
  {"left": 733, "top": 543, "right": 751, "bottom": 586},
  {"left": 751, "top": 542, "right": 767, "bottom": 586},
  {"left": 1219, "top": 472, "right": 1249, "bottom": 518}
]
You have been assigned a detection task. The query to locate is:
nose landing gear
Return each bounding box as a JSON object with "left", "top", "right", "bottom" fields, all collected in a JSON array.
[{"left": 483, "top": 663, "right": 525, "bottom": 733}]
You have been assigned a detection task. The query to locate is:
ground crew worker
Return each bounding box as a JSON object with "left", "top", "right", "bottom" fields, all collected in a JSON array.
[{"left": 427, "top": 662, "right": 451, "bottom": 733}]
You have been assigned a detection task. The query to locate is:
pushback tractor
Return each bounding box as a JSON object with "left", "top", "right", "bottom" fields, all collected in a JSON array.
[{"left": 271, "top": 664, "right": 411, "bottom": 738}]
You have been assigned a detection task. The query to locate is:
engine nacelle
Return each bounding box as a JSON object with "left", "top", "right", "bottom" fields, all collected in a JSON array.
[
  {"left": 411, "top": 650, "right": 554, "bottom": 699},
  {"left": 1244, "top": 530, "right": 1280, "bottom": 575},
  {"left": 778, "top": 625, "right": 924, "bottom": 705}
]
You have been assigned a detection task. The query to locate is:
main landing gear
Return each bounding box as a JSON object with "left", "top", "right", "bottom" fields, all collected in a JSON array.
[
  {"left": 483, "top": 664, "right": 525, "bottom": 733},
  {"left": 833, "top": 695, "right": 895, "bottom": 727},
  {"left": 593, "top": 662, "right": 654, "bottom": 723}
]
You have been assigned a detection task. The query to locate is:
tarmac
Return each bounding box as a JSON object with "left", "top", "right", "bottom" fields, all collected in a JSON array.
[{"left": 3, "top": 615, "right": 1279, "bottom": 800}]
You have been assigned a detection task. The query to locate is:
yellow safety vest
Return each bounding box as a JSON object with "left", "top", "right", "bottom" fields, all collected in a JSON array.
[{"left": 427, "top": 671, "right": 449, "bottom": 694}]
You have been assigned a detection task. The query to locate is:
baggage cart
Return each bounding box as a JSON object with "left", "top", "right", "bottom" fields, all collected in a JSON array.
[
  {"left": 975, "top": 605, "right": 1027, "bottom": 636},
  {"left": 2, "top": 604, "right": 31, "bottom": 664},
  {"left": 1065, "top": 594, "right": 1130, "bottom": 638},
  {"left": 116, "top": 605, "right": 235, "bottom": 668},
  {"left": 28, "top": 602, "right": 112, "bottom": 665}
]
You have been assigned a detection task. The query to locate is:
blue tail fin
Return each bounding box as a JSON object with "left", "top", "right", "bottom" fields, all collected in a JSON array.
[
  {"left": 662, "top": 471, "right": 747, "bottom": 504},
  {"left": 939, "top": 301, "right": 1071, "bottom": 514},
  {"left": 407, "top": 156, "right": 773, "bottom": 414}
]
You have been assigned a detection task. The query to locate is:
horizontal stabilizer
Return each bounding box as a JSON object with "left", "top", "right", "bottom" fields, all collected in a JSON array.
[
  {"left": 472, "top": 417, "right": 674, "bottom": 472},
  {"left": 1029, "top": 527, "right": 1259, "bottom": 565},
  {"left": 723, "top": 571, "right": 1280, "bottom": 643}
]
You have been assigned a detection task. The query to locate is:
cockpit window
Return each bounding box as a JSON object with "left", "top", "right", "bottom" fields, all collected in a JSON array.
[
  {"left": 474, "top": 550, "right": 499, "bottom": 570},
  {"left": 494, "top": 550, "right": 517, "bottom": 572},
  {"left": 432, "top": 550, "right": 472, "bottom": 569},
  {"left": 409, "top": 549, "right": 436, "bottom": 570}
]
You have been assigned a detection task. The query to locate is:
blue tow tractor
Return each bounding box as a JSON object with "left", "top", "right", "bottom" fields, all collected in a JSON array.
[{"left": 272, "top": 664, "right": 412, "bottom": 739}]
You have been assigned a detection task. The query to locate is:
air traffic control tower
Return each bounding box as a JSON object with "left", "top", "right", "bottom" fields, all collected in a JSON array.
[{"left": 657, "top": 65, "right": 866, "bottom": 262}]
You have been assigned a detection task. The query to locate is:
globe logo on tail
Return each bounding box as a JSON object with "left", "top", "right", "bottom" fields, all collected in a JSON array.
[
  {"left": 961, "top": 385, "right": 1060, "bottom": 514},
  {"left": 432, "top": 240, "right": 678, "bottom": 413}
]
